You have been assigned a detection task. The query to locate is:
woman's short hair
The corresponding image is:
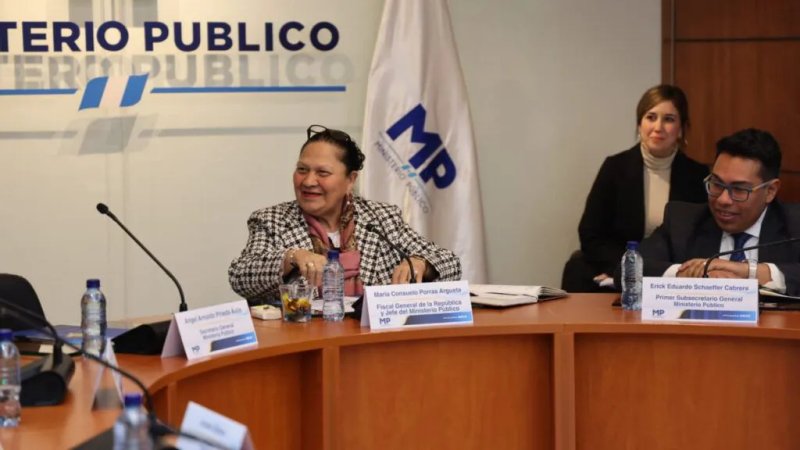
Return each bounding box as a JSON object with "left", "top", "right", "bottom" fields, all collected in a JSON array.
[
  {"left": 302, "top": 125, "right": 365, "bottom": 174},
  {"left": 636, "top": 84, "right": 690, "bottom": 149}
]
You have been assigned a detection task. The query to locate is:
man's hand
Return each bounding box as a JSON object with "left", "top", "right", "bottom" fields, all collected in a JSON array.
[
  {"left": 678, "top": 258, "right": 772, "bottom": 284},
  {"left": 705, "top": 259, "right": 748, "bottom": 278},
  {"left": 677, "top": 258, "right": 708, "bottom": 278}
]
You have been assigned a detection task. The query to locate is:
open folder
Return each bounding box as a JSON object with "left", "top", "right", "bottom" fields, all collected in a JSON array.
[
  {"left": 758, "top": 287, "right": 800, "bottom": 310},
  {"left": 469, "top": 284, "right": 567, "bottom": 308}
]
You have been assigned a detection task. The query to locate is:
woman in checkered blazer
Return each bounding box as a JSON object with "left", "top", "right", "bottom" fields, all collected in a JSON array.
[{"left": 228, "top": 125, "right": 462, "bottom": 304}]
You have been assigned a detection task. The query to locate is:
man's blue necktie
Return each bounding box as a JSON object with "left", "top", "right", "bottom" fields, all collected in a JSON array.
[{"left": 730, "top": 232, "right": 751, "bottom": 262}]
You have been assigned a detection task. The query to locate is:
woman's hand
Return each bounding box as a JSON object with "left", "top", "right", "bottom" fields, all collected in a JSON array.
[
  {"left": 286, "top": 249, "right": 327, "bottom": 287},
  {"left": 391, "top": 256, "right": 428, "bottom": 284}
]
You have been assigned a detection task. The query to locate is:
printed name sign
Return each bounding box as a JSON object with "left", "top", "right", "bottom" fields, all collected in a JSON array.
[
  {"left": 161, "top": 300, "right": 258, "bottom": 360},
  {"left": 176, "top": 401, "right": 254, "bottom": 450},
  {"left": 641, "top": 276, "right": 759, "bottom": 323},
  {"left": 360, "top": 280, "right": 473, "bottom": 330}
]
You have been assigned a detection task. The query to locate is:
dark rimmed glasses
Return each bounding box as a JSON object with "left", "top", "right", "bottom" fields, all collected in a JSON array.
[
  {"left": 704, "top": 174, "right": 775, "bottom": 202},
  {"left": 307, "top": 124, "right": 353, "bottom": 143}
]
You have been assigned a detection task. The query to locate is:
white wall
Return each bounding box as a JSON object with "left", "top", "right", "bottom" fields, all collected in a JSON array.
[
  {"left": 0, "top": 0, "right": 659, "bottom": 324},
  {"left": 450, "top": 0, "right": 661, "bottom": 285}
]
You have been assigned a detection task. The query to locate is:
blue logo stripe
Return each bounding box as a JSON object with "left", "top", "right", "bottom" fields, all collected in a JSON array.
[
  {"left": 79, "top": 76, "right": 108, "bottom": 110},
  {"left": 209, "top": 332, "right": 257, "bottom": 351},
  {"left": 403, "top": 312, "right": 473, "bottom": 325},
  {"left": 150, "top": 85, "right": 346, "bottom": 94},
  {"left": 120, "top": 74, "right": 149, "bottom": 107},
  {"left": 0, "top": 88, "right": 77, "bottom": 95},
  {"left": 678, "top": 310, "right": 757, "bottom": 321}
]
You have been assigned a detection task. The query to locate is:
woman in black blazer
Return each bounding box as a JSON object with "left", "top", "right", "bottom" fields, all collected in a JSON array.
[{"left": 562, "top": 85, "right": 708, "bottom": 292}]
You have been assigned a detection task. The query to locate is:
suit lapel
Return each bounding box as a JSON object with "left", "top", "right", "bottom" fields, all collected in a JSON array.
[
  {"left": 759, "top": 204, "right": 788, "bottom": 262},
  {"left": 626, "top": 147, "right": 646, "bottom": 238},
  {"left": 669, "top": 152, "right": 688, "bottom": 201},
  {"left": 690, "top": 212, "right": 723, "bottom": 259}
]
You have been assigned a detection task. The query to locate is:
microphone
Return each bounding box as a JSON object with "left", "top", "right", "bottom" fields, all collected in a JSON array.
[
  {"left": 0, "top": 297, "right": 224, "bottom": 449},
  {"left": 365, "top": 223, "right": 418, "bottom": 283},
  {"left": 0, "top": 296, "right": 75, "bottom": 407},
  {"left": 96, "top": 203, "right": 187, "bottom": 312},
  {"left": 702, "top": 236, "right": 800, "bottom": 278}
]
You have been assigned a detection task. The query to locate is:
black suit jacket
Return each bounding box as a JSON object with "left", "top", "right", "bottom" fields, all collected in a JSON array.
[
  {"left": 578, "top": 144, "right": 708, "bottom": 274},
  {"left": 638, "top": 201, "right": 800, "bottom": 296}
]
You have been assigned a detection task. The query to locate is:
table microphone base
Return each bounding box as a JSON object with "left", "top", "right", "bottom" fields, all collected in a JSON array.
[
  {"left": 21, "top": 351, "right": 75, "bottom": 406},
  {"left": 112, "top": 320, "right": 171, "bottom": 355}
]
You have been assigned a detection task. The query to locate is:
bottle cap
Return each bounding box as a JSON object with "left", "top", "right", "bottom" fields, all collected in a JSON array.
[
  {"left": 327, "top": 249, "right": 340, "bottom": 260},
  {"left": 0, "top": 329, "right": 12, "bottom": 342},
  {"left": 123, "top": 393, "right": 143, "bottom": 408},
  {"left": 626, "top": 241, "right": 639, "bottom": 250},
  {"left": 86, "top": 279, "right": 100, "bottom": 289}
]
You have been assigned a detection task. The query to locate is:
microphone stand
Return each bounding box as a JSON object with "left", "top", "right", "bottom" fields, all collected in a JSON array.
[
  {"left": 96, "top": 203, "right": 185, "bottom": 355},
  {"left": 96, "top": 203, "right": 187, "bottom": 312},
  {"left": 702, "top": 237, "right": 800, "bottom": 278},
  {"left": 366, "top": 223, "right": 418, "bottom": 283}
]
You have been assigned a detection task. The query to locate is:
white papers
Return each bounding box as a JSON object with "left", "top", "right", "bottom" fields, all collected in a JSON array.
[
  {"left": 469, "top": 284, "right": 567, "bottom": 307},
  {"left": 311, "top": 296, "right": 359, "bottom": 315},
  {"left": 759, "top": 287, "right": 800, "bottom": 300}
]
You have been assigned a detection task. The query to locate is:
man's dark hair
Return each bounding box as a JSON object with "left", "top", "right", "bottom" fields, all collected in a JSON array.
[{"left": 715, "top": 128, "right": 781, "bottom": 180}]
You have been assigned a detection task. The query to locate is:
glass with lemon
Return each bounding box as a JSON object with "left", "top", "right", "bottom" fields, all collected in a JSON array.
[{"left": 279, "top": 283, "right": 313, "bottom": 322}]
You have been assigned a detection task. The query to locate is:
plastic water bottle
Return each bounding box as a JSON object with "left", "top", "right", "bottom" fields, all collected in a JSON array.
[
  {"left": 322, "top": 249, "right": 345, "bottom": 321},
  {"left": 0, "top": 328, "right": 21, "bottom": 427},
  {"left": 113, "top": 393, "right": 153, "bottom": 450},
  {"left": 621, "top": 241, "right": 643, "bottom": 311},
  {"left": 81, "top": 278, "right": 107, "bottom": 356}
]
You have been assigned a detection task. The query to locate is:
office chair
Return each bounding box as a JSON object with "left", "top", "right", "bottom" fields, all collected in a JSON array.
[{"left": 0, "top": 273, "right": 48, "bottom": 331}]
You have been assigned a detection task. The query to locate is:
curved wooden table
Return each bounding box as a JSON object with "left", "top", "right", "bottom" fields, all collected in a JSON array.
[{"left": 3, "top": 294, "right": 800, "bottom": 450}]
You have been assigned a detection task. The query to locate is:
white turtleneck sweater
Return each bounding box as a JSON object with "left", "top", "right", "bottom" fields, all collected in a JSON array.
[{"left": 641, "top": 144, "right": 677, "bottom": 237}]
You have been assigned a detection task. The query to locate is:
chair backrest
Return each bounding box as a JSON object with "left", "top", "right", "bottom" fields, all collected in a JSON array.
[{"left": 0, "top": 274, "right": 47, "bottom": 331}]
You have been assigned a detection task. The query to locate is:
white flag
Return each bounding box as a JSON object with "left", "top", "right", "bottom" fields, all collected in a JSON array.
[{"left": 361, "top": 0, "right": 487, "bottom": 283}]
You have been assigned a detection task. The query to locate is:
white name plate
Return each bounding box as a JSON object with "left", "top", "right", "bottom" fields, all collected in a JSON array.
[
  {"left": 161, "top": 299, "right": 258, "bottom": 360},
  {"left": 360, "top": 280, "right": 473, "bottom": 330},
  {"left": 176, "top": 401, "right": 254, "bottom": 450},
  {"left": 641, "top": 276, "right": 759, "bottom": 324}
]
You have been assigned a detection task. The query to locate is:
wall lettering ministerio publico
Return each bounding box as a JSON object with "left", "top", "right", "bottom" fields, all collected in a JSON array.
[
  {"left": 0, "top": 21, "right": 351, "bottom": 107},
  {"left": 0, "top": 21, "right": 340, "bottom": 52}
]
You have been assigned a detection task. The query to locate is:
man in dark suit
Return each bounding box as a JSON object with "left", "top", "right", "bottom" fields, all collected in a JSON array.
[{"left": 638, "top": 128, "right": 800, "bottom": 295}]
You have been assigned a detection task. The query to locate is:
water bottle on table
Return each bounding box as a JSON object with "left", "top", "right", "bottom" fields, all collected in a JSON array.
[
  {"left": 323, "top": 249, "right": 345, "bottom": 321},
  {"left": 81, "top": 278, "right": 107, "bottom": 356},
  {"left": 621, "top": 241, "right": 643, "bottom": 311},
  {"left": 0, "top": 328, "right": 21, "bottom": 427},
  {"left": 113, "top": 393, "right": 153, "bottom": 450}
]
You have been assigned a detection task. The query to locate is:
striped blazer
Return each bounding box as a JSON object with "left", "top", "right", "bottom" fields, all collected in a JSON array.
[{"left": 228, "top": 197, "right": 462, "bottom": 303}]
